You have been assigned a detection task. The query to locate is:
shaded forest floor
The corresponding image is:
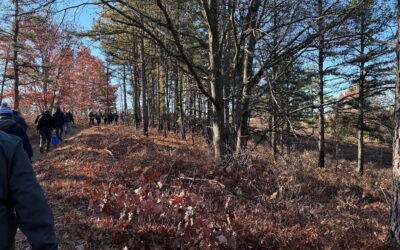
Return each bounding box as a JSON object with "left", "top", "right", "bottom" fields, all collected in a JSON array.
[{"left": 18, "top": 125, "right": 392, "bottom": 249}]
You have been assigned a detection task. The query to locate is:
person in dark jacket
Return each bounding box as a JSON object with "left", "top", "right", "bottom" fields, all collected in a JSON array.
[
  {"left": 0, "top": 103, "right": 33, "bottom": 160},
  {"left": 0, "top": 131, "right": 58, "bottom": 249},
  {"left": 107, "top": 112, "right": 114, "bottom": 125},
  {"left": 52, "top": 106, "right": 65, "bottom": 141},
  {"left": 103, "top": 113, "right": 108, "bottom": 125},
  {"left": 89, "top": 109, "right": 96, "bottom": 126},
  {"left": 64, "top": 110, "right": 74, "bottom": 135},
  {"left": 114, "top": 113, "right": 119, "bottom": 125},
  {"left": 96, "top": 109, "right": 102, "bottom": 126},
  {"left": 37, "top": 110, "right": 53, "bottom": 153},
  {"left": 12, "top": 110, "right": 28, "bottom": 132}
]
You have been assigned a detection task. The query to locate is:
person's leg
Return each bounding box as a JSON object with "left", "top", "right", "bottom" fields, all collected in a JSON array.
[
  {"left": 64, "top": 122, "right": 70, "bottom": 135},
  {"left": 60, "top": 126, "right": 64, "bottom": 140},
  {"left": 68, "top": 122, "right": 72, "bottom": 134},
  {"left": 46, "top": 130, "right": 52, "bottom": 151},
  {"left": 56, "top": 127, "right": 60, "bottom": 140},
  {"left": 39, "top": 131, "right": 45, "bottom": 153}
]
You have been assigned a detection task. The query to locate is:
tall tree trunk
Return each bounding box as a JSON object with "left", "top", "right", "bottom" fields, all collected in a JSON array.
[
  {"left": 174, "top": 63, "right": 179, "bottom": 131},
  {"left": 157, "top": 61, "right": 162, "bottom": 131},
  {"left": 317, "top": 0, "right": 325, "bottom": 168},
  {"left": 151, "top": 70, "right": 156, "bottom": 127},
  {"left": 271, "top": 98, "right": 278, "bottom": 159},
  {"left": 166, "top": 60, "right": 170, "bottom": 133},
  {"left": 13, "top": 0, "right": 20, "bottom": 110},
  {"left": 130, "top": 64, "right": 140, "bottom": 129},
  {"left": 43, "top": 60, "right": 51, "bottom": 111},
  {"left": 123, "top": 65, "right": 128, "bottom": 112},
  {"left": 0, "top": 46, "right": 10, "bottom": 105},
  {"left": 271, "top": 6, "right": 279, "bottom": 159},
  {"left": 139, "top": 35, "right": 149, "bottom": 136},
  {"left": 179, "top": 73, "right": 186, "bottom": 139},
  {"left": 106, "top": 60, "right": 110, "bottom": 112},
  {"left": 390, "top": 1, "right": 400, "bottom": 244},
  {"left": 159, "top": 59, "right": 167, "bottom": 136},
  {"left": 198, "top": 0, "right": 226, "bottom": 163},
  {"left": 134, "top": 64, "right": 142, "bottom": 129},
  {"left": 357, "top": 9, "right": 366, "bottom": 175},
  {"left": 234, "top": 0, "right": 261, "bottom": 155}
]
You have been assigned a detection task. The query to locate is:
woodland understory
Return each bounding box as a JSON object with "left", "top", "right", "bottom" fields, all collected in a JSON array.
[
  {"left": 2, "top": 0, "right": 400, "bottom": 248},
  {"left": 15, "top": 125, "right": 391, "bottom": 249}
]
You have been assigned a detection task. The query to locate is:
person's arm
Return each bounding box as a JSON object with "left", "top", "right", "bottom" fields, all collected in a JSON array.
[
  {"left": 22, "top": 118, "right": 28, "bottom": 131},
  {"left": 8, "top": 140, "right": 58, "bottom": 249}
]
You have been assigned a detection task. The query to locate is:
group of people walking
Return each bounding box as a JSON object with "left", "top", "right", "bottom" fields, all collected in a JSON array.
[
  {"left": 89, "top": 109, "right": 119, "bottom": 126},
  {"left": 0, "top": 104, "right": 126, "bottom": 249},
  {"left": 35, "top": 107, "right": 74, "bottom": 153}
]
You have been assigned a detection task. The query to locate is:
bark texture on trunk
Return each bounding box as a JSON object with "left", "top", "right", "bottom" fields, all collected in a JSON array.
[
  {"left": 13, "top": 0, "right": 20, "bottom": 110},
  {"left": 317, "top": 0, "right": 325, "bottom": 168},
  {"left": 390, "top": 1, "right": 400, "bottom": 244},
  {"left": 139, "top": 36, "right": 149, "bottom": 136},
  {"left": 203, "top": 0, "right": 226, "bottom": 164},
  {"left": 357, "top": 8, "right": 366, "bottom": 175},
  {"left": 0, "top": 46, "right": 10, "bottom": 105}
]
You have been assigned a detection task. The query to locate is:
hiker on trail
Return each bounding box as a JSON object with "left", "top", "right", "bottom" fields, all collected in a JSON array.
[
  {"left": 35, "top": 112, "right": 43, "bottom": 124},
  {"left": 0, "top": 103, "right": 33, "bottom": 160},
  {"left": 64, "top": 110, "right": 74, "bottom": 135},
  {"left": 107, "top": 112, "right": 114, "bottom": 125},
  {"left": 89, "top": 109, "right": 96, "bottom": 126},
  {"left": 52, "top": 106, "right": 65, "bottom": 141},
  {"left": 0, "top": 130, "right": 58, "bottom": 249},
  {"left": 96, "top": 109, "right": 102, "bottom": 126},
  {"left": 114, "top": 112, "right": 119, "bottom": 125},
  {"left": 103, "top": 113, "right": 108, "bottom": 125},
  {"left": 12, "top": 109, "right": 28, "bottom": 131},
  {"left": 37, "top": 110, "right": 53, "bottom": 153}
]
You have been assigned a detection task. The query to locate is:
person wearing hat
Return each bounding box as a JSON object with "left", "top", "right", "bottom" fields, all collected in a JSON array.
[
  {"left": 0, "top": 130, "right": 58, "bottom": 249},
  {"left": 0, "top": 103, "right": 33, "bottom": 160}
]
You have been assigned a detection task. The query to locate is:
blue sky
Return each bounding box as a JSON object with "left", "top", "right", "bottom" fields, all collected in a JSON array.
[
  {"left": 55, "top": 0, "right": 103, "bottom": 59},
  {"left": 55, "top": 1, "right": 129, "bottom": 110}
]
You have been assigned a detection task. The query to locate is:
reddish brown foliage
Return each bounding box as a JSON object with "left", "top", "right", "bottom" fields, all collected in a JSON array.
[{"left": 25, "top": 126, "right": 392, "bottom": 249}]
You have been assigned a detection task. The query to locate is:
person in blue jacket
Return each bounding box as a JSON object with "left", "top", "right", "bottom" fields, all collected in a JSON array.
[
  {"left": 0, "top": 130, "right": 58, "bottom": 249},
  {"left": 0, "top": 103, "right": 33, "bottom": 160}
]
